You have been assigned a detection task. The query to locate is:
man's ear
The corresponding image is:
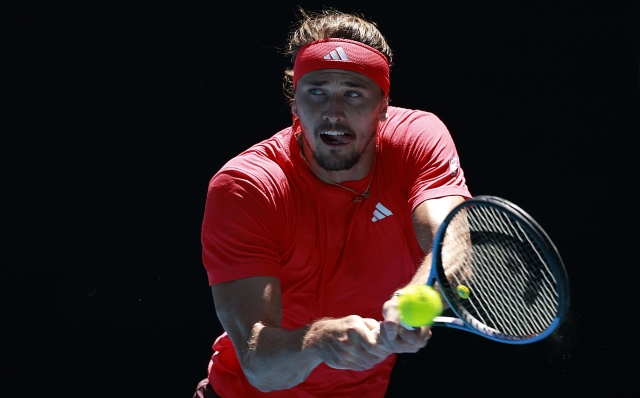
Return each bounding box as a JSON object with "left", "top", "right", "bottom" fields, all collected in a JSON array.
[
  {"left": 291, "top": 98, "right": 298, "bottom": 117},
  {"left": 379, "top": 99, "right": 389, "bottom": 121}
]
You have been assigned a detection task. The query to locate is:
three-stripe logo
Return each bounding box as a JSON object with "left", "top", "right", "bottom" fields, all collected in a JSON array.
[
  {"left": 323, "top": 47, "right": 350, "bottom": 61},
  {"left": 372, "top": 202, "right": 393, "bottom": 222}
]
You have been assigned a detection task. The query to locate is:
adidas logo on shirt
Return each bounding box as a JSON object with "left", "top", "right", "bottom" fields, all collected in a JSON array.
[
  {"left": 371, "top": 202, "right": 393, "bottom": 222},
  {"left": 323, "top": 47, "right": 349, "bottom": 61}
]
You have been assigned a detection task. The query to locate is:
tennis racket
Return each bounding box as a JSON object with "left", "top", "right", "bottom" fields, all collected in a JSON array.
[{"left": 410, "top": 195, "right": 570, "bottom": 344}]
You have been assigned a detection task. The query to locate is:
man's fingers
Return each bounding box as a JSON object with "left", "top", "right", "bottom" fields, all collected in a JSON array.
[
  {"left": 382, "top": 320, "right": 400, "bottom": 341},
  {"left": 323, "top": 340, "right": 372, "bottom": 370},
  {"left": 398, "top": 325, "right": 431, "bottom": 343},
  {"left": 346, "top": 327, "right": 390, "bottom": 358},
  {"left": 362, "top": 318, "right": 381, "bottom": 331},
  {"left": 322, "top": 317, "right": 394, "bottom": 371},
  {"left": 329, "top": 342, "right": 384, "bottom": 370},
  {"left": 397, "top": 326, "right": 432, "bottom": 351},
  {"left": 378, "top": 323, "right": 432, "bottom": 353},
  {"left": 381, "top": 295, "right": 432, "bottom": 354}
]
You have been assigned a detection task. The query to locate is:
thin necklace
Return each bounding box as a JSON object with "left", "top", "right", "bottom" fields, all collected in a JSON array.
[{"left": 297, "top": 134, "right": 377, "bottom": 203}]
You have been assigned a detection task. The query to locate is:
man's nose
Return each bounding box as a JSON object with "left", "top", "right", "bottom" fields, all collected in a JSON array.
[{"left": 322, "top": 95, "right": 346, "bottom": 123}]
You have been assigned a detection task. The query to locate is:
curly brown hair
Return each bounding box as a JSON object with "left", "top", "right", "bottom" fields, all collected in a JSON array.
[{"left": 283, "top": 9, "right": 393, "bottom": 103}]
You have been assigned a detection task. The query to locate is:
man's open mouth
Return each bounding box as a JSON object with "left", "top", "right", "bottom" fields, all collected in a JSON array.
[{"left": 320, "top": 131, "right": 355, "bottom": 146}]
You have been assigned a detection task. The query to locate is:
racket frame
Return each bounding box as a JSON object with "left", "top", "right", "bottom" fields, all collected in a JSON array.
[{"left": 426, "top": 196, "right": 570, "bottom": 344}]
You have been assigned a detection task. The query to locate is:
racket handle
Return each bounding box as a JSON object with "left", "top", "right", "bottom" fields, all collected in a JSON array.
[
  {"left": 400, "top": 321, "right": 415, "bottom": 330},
  {"left": 372, "top": 320, "right": 414, "bottom": 335}
]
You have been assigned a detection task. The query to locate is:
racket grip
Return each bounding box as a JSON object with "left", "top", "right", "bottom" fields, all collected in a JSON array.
[
  {"left": 372, "top": 320, "right": 414, "bottom": 335},
  {"left": 400, "top": 321, "right": 415, "bottom": 330}
]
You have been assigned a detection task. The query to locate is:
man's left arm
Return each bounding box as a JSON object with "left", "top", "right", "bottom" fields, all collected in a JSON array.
[{"left": 377, "top": 195, "right": 466, "bottom": 352}]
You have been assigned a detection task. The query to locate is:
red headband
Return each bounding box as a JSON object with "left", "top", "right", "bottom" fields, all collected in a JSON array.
[{"left": 293, "top": 38, "right": 390, "bottom": 97}]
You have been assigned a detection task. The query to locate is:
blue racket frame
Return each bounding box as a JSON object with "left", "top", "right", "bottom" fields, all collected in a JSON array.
[{"left": 426, "top": 196, "right": 571, "bottom": 344}]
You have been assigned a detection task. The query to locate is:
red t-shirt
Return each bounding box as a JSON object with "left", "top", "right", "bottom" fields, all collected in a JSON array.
[{"left": 201, "top": 106, "right": 471, "bottom": 397}]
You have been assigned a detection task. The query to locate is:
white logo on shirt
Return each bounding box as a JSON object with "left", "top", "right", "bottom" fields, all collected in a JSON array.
[
  {"left": 449, "top": 156, "right": 460, "bottom": 177},
  {"left": 372, "top": 202, "right": 393, "bottom": 222}
]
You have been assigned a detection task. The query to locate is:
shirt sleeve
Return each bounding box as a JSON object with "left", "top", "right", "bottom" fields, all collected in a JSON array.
[
  {"left": 400, "top": 112, "right": 471, "bottom": 210},
  {"left": 201, "top": 167, "right": 282, "bottom": 285}
]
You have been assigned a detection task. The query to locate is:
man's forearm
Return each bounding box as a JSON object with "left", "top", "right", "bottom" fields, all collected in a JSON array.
[
  {"left": 241, "top": 322, "right": 322, "bottom": 392},
  {"left": 239, "top": 316, "right": 390, "bottom": 392},
  {"left": 408, "top": 253, "right": 433, "bottom": 286}
]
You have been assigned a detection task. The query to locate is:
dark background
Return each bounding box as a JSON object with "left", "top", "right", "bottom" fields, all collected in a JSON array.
[{"left": 4, "top": 1, "right": 638, "bottom": 396}]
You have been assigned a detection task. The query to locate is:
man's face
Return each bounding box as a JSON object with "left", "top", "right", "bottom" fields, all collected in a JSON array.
[{"left": 292, "top": 69, "right": 388, "bottom": 172}]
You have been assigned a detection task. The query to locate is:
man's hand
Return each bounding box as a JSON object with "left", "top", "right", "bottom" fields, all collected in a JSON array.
[
  {"left": 377, "top": 296, "right": 431, "bottom": 353},
  {"left": 304, "top": 315, "right": 393, "bottom": 371}
]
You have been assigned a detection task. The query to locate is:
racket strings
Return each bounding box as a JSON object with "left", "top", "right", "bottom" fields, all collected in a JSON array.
[
  {"left": 467, "top": 209, "right": 557, "bottom": 336},
  {"left": 441, "top": 205, "right": 560, "bottom": 339},
  {"left": 471, "top": 207, "right": 558, "bottom": 333}
]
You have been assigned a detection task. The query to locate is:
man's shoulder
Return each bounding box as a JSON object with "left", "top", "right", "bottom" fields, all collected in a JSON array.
[
  {"left": 212, "top": 128, "right": 294, "bottom": 189},
  {"left": 386, "top": 106, "right": 443, "bottom": 125},
  {"left": 383, "top": 106, "right": 449, "bottom": 141},
  {"left": 222, "top": 128, "right": 291, "bottom": 169}
]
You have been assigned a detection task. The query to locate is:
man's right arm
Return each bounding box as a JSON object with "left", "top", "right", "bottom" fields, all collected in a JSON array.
[{"left": 211, "top": 275, "right": 392, "bottom": 392}]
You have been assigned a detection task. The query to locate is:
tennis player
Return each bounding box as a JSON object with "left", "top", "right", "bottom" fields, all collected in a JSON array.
[{"left": 194, "top": 9, "right": 471, "bottom": 397}]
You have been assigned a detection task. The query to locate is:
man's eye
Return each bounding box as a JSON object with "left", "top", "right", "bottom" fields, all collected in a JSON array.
[
  {"left": 345, "top": 91, "right": 360, "bottom": 98},
  {"left": 309, "top": 88, "right": 324, "bottom": 95}
]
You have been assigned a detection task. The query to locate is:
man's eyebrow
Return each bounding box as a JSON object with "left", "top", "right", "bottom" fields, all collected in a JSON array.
[
  {"left": 340, "top": 81, "right": 368, "bottom": 88},
  {"left": 305, "top": 80, "right": 329, "bottom": 86}
]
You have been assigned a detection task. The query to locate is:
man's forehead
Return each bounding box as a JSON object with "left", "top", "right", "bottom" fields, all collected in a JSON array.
[{"left": 297, "top": 69, "right": 376, "bottom": 87}]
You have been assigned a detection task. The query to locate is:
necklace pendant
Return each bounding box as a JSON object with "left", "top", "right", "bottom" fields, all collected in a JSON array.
[{"left": 351, "top": 192, "right": 370, "bottom": 203}]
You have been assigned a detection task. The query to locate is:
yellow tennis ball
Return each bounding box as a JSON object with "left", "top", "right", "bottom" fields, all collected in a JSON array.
[
  {"left": 397, "top": 285, "right": 443, "bottom": 327},
  {"left": 457, "top": 285, "right": 471, "bottom": 299}
]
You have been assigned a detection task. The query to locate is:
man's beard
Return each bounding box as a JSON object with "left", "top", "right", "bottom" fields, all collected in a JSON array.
[{"left": 309, "top": 121, "right": 377, "bottom": 172}]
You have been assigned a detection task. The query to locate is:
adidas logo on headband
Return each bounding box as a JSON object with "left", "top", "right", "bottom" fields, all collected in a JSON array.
[{"left": 323, "top": 47, "right": 349, "bottom": 61}]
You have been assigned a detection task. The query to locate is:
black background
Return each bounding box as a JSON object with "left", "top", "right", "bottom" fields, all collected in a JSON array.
[{"left": 4, "top": 1, "right": 638, "bottom": 396}]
